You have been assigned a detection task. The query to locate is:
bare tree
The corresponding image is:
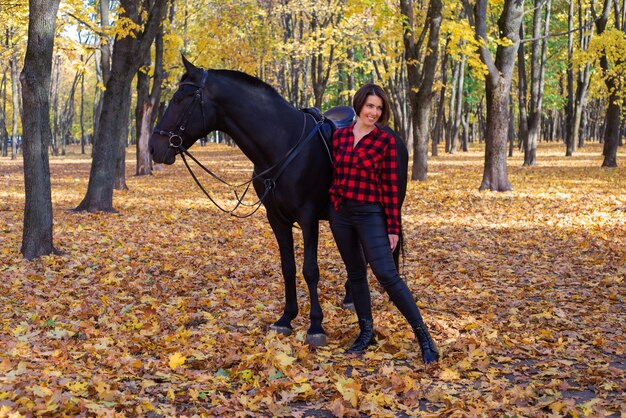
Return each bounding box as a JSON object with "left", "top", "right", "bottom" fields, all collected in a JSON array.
[{"left": 20, "top": 0, "right": 61, "bottom": 259}]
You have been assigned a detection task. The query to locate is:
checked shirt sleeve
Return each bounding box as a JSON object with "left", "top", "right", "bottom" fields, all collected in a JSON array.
[{"left": 380, "top": 131, "right": 400, "bottom": 235}]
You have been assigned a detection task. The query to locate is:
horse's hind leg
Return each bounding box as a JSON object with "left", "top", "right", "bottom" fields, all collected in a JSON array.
[
  {"left": 300, "top": 219, "right": 326, "bottom": 347},
  {"left": 267, "top": 219, "right": 298, "bottom": 336}
]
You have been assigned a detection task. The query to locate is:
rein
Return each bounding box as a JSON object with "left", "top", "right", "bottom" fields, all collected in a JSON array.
[{"left": 153, "top": 72, "right": 326, "bottom": 218}]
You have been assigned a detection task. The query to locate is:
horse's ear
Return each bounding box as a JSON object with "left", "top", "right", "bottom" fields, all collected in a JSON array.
[{"left": 181, "top": 54, "right": 196, "bottom": 74}]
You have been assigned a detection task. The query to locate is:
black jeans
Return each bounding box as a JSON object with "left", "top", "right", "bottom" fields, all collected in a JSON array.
[{"left": 329, "top": 201, "right": 426, "bottom": 329}]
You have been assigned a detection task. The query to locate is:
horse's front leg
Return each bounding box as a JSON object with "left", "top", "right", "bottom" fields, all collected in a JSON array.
[
  {"left": 300, "top": 218, "right": 326, "bottom": 347},
  {"left": 267, "top": 217, "right": 298, "bottom": 336}
]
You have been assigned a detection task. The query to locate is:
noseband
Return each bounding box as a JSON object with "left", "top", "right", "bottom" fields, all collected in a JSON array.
[{"left": 152, "top": 71, "right": 209, "bottom": 150}]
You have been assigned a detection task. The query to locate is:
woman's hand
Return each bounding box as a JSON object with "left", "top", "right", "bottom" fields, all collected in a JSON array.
[{"left": 388, "top": 234, "right": 399, "bottom": 251}]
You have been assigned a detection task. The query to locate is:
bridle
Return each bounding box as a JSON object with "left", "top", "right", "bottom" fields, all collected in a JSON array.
[
  {"left": 153, "top": 71, "right": 209, "bottom": 151},
  {"left": 152, "top": 71, "right": 326, "bottom": 219}
]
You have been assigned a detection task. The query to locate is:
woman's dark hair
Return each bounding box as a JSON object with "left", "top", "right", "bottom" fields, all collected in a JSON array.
[{"left": 352, "top": 83, "right": 391, "bottom": 126}]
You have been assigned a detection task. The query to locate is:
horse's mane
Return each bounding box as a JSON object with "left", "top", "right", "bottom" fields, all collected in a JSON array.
[{"left": 210, "top": 69, "right": 288, "bottom": 103}]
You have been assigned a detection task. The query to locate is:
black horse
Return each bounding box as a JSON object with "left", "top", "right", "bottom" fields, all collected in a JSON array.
[{"left": 149, "top": 56, "right": 407, "bottom": 346}]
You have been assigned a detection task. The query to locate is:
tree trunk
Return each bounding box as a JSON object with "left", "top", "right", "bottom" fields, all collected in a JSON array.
[
  {"left": 481, "top": 80, "right": 513, "bottom": 191},
  {"left": 135, "top": 24, "right": 164, "bottom": 176},
  {"left": 432, "top": 43, "right": 449, "bottom": 157},
  {"left": 565, "top": 0, "right": 576, "bottom": 156},
  {"left": 0, "top": 98, "right": 8, "bottom": 157},
  {"left": 602, "top": 99, "right": 620, "bottom": 167},
  {"left": 461, "top": 104, "right": 470, "bottom": 152},
  {"left": 92, "top": 0, "right": 112, "bottom": 154},
  {"left": 594, "top": 0, "right": 620, "bottom": 167},
  {"left": 401, "top": 0, "right": 443, "bottom": 181},
  {"left": 574, "top": 63, "right": 591, "bottom": 149},
  {"left": 474, "top": 0, "right": 523, "bottom": 191},
  {"left": 524, "top": 0, "right": 550, "bottom": 166},
  {"left": 446, "top": 57, "right": 459, "bottom": 153},
  {"left": 508, "top": 99, "right": 515, "bottom": 157},
  {"left": 135, "top": 82, "right": 154, "bottom": 175},
  {"left": 80, "top": 55, "right": 86, "bottom": 154},
  {"left": 1, "top": 65, "right": 6, "bottom": 157},
  {"left": 517, "top": 22, "right": 529, "bottom": 153},
  {"left": 10, "top": 55, "right": 20, "bottom": 160},
  {"left": 449, "top": 55, "right": 465, "bottom": 154},
  {"left": 75, "top": 0, "right": 168, "bottom": 212},
  {"left": 51, "top": 55, "right": 61, "bottom": 156},
  {"left": 60, "top": 70, "right": 81, "bottom": 156},
  {"left": 114, "top": 91, "right": 130, "bottom": 191},
  {"left": 20, "top": 0, "right": 61, "bottom": 259},
  {"left": 309, "top": 5, "right": 340, "bottom": 109}
]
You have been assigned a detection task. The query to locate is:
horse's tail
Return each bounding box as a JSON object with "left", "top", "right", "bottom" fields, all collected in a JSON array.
[{"left": 383, "top": 125, "right": 409, "bottom": 277}]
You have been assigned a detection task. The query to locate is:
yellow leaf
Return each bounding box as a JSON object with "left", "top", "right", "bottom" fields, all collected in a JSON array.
[
  {"left": 294, "top": 383, "right": 314, "bottom": 397},
  {"left": 335, "top": 378, "right": 361, "bottom": 408},
  {"left": 30, "top": 385, "right": 53, "bottom": 398},
  {"left": 189, "top": 388, "right": 199, "bottom": 401},
  {"left": 275, "top": 351, "right": 296, "bottom": 368},
  {"left": 240, "top": 369, "right": 254, "bottom": 382},
  {"left": 549, "top": 401, "right": 565, "bottom": 414},
  {"left": 439, "top": 368, "right": 461, "bottom": 381},
  {"left": 169, "top": 352, "right": 186, "bottom": 370},
  {"left": 65, "top": 381, "right": 89, "bottom": 395}
]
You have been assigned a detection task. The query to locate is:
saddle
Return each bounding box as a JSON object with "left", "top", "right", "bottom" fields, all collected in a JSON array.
[{"left": 302, "top": 106, "right": 355, "bottom": 159}]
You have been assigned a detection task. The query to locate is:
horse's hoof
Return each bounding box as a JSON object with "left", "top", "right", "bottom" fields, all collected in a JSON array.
[
  {"left": 270, "top": 324, "right": 293, "bottom": 336},
  {"left": 342, "top": 302, "right": 356, "bottom": 312},
  {"left": 305, "top": 333, "right": 327, "bottom": 347}
]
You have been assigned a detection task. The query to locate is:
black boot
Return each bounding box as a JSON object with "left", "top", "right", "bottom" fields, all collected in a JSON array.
[
  {"left": 413, "top": 323, "right": 440, "bottom": 364},
  {"left": 346, "top": 318, "right": 375, "bottom": 354}
]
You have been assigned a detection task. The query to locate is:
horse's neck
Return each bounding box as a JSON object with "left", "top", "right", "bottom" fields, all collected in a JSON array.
[{"left": 216, "top": 92, "right": 303, "bottom": 169}]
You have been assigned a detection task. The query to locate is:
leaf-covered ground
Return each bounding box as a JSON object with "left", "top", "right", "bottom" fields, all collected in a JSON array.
[{"left": 1, "top": 143, "right": 625, "bottom": 417}]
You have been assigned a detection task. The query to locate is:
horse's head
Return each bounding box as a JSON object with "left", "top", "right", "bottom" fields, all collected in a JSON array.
[{"left": 150, "top": 56, "right": 215, "bottom": 165}]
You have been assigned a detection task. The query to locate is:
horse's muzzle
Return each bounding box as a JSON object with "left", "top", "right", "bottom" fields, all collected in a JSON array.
[{"left": 149, "top": 135, "right": 177, "bottom": 165}]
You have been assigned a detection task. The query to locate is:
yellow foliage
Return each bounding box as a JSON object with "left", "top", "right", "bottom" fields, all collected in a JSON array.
[{"left": 168, "top": 352, "right": 186, "bottom": 370}]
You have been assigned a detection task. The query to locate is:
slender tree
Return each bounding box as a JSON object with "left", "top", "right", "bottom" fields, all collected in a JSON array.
[
  {"left": 573, "top": 0, "right": 593, "bottom": 150},
  {"left": 10, "top": 53, "right": 20, "bottom": 160},
  {"left": 524, "top": 0, "right": 551, "bottom": 166},
  {"left": 20, "top": 0, "right": 61, "bottom": 259},
  {"left": 517, "top": 22, "right": 529, "bottom": 153},
  {"left": 401, "top": 0, "right": 443, "bottom": 181},
  {"left": 594, "top": 0, "right": 622, "bottom": 167},
  {"left": 75, "top": 0, "right": 168, "bottom": 212},
  {"left": 135, "top": 15, "right": 165, "bottom": 176}
]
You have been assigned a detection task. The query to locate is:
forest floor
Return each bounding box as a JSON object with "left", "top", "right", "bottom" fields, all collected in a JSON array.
[{"left": 1, "top": 142, "right": 625, "bottom": 417}]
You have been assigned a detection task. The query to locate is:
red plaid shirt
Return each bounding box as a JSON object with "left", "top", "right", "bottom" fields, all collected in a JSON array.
[{"left": 329, "top": 124, "right": 400, "bottom": 235}]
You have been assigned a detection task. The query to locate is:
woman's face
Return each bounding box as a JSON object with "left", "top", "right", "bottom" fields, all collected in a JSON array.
[{"left": 358, "top": 94, "right": 383, "bottom": 129}]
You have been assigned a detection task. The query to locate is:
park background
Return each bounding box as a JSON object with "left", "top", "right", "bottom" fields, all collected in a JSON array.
[{"left": 1, "top": 0, "right": 625, "bottom": 416}]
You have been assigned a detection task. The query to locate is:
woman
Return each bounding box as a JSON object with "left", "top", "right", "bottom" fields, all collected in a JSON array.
[{"left": 328, "top": 83, "right": 439, "bottom": 364}]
